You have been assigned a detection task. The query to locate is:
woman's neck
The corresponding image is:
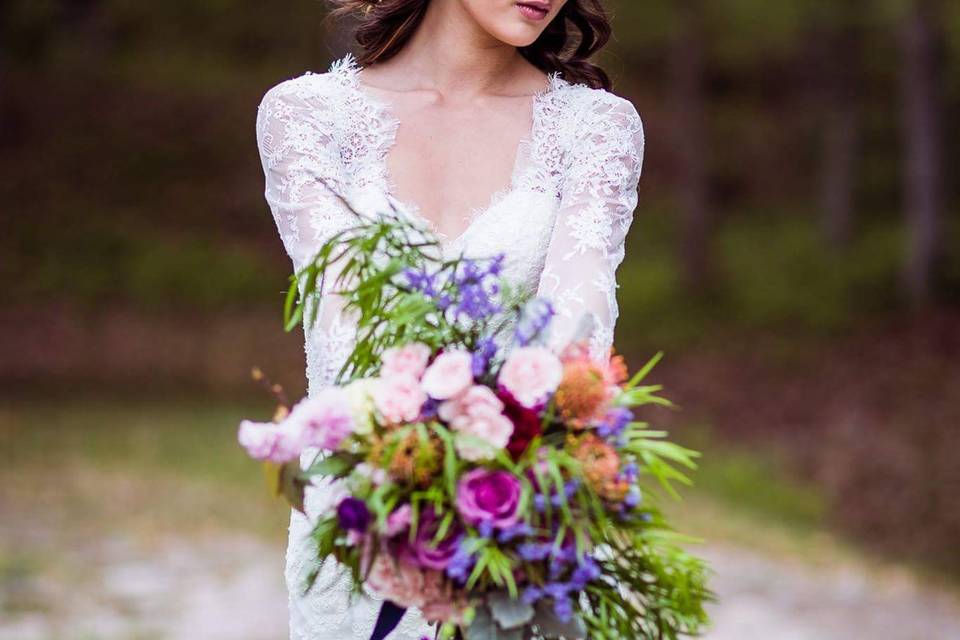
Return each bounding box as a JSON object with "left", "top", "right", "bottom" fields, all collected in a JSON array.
[{"left": 366, "top": 1, "right": 536, "bottom": 99}]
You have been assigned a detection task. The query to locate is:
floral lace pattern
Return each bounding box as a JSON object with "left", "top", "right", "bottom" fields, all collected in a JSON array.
[{"left": 256, "top": 53, "right": 644, "bottom": 639}]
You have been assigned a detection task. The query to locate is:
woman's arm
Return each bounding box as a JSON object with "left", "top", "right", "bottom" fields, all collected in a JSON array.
[
  {"left": 256, "top": 78, "right": 358, "bottom": 389},
  {"left": 536, "top": 94, "right": 645, "bottom": 359}
]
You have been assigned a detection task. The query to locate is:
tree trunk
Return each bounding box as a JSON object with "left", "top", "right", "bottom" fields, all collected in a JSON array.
[
  {"left": 670, "top": 3, "right": 711, "bottom": 293},
  {"left": 817, "top": 26, "right": 860, "bottom": 250},
  {"left": 898, "top": 0, "right": 943, "bottom": 306}
]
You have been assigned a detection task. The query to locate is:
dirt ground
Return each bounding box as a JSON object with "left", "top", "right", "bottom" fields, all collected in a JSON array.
[{"left": 4, "top": 531, "right": 960, "bottom": 640}]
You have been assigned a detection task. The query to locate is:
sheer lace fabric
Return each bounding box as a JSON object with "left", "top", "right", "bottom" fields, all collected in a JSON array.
[{"left": 256, "top": 54, "right": 644, "bottom": 639}]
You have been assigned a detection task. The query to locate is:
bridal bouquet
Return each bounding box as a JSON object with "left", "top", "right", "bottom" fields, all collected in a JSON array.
[{"left": 238, "top": 200, "right": 710, "bottom": 639}]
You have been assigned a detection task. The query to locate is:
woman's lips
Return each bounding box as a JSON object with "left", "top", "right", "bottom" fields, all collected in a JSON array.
[{"left": 516, "top": 1, "right": 550, "bottom": 21}]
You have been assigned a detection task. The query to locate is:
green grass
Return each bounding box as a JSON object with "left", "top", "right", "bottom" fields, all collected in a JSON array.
[{"left": 1, "top": 395, "right": 290, "bottom": 540}]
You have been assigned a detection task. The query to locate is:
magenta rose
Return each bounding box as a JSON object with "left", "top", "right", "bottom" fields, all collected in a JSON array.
[
  {"left": 402, "top": 507, "right": 462, "bottom": 570},
  {"left": 456, "top": 469, "right": 522, "bottom": 529}
]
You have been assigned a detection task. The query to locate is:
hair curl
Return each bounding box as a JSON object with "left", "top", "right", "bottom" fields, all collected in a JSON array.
[{"left": 327, "top": 0, "right": 612, "bottom": 90}]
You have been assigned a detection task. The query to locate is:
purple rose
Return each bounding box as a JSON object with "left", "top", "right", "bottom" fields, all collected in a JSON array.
[
  {"left": 337, "top": 497, "right": 370, "bottom": 533},
  {"left": 403, "top": 507, "right": 462, "bottom": 570},
  {"left": 456, "top": 468, "right": 522, "bottom": 529}
]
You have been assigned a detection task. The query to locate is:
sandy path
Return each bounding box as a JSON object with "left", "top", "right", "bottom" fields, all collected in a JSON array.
[{"left": 3, "top": 535, "right": 960, "bottom": 639}]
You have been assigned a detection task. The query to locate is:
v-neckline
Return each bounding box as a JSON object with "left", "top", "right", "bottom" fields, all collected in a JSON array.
[{"left": 333, "top": 54, "right": 564, "bottom": 247}]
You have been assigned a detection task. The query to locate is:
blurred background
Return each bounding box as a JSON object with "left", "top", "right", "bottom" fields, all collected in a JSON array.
[{"left": 2, "top": 0, "right": 959, "bottom": 638}]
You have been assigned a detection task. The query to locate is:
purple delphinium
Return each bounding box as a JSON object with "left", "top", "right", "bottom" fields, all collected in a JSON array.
[
  {"left": 478, "top": 521, "right": 495, "bottom": 539},
  {"left": 522, "top": 585, "right": 543, "bottom": 604},
  {"left": 496, "top": 522, "right": 533, "bottom": 544},
  {"left": 471, "top": 336, "right": 498, "bottom": 378},
  {"left": 336, "top": 497, "right": 370, "bottom": 533},
  {"left": 514, "top": 298, "right": 555, "bottom": 347},
  {"left": 518, "top": 542, "right": 552, "bottom": 562},
  {"left": 570, "top": 556, "right": 601, "bottom": 589},
  {"left": 451, "top": 256, "right": 504, "bottom": 321},
  {"left": 445, "top": 539, "right": 475, "bottom": 584},
  {"left": 597, "top": 407, "right": 633, "bottom": 440},
  {"left": 619, "top": 461, "right": 640, "bottom": 483},
  {"left": 553, "top": 595, "right": 574, "bottom": 622}
]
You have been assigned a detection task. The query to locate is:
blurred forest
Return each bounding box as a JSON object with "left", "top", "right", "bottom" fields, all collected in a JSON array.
[{"left": 2, "top": 0, "right": 959, "bottom": 582}]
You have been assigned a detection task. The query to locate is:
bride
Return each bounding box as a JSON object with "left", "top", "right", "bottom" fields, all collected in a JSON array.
[{"left": 255, "top": 0, "right": 644, "bottom": 637}]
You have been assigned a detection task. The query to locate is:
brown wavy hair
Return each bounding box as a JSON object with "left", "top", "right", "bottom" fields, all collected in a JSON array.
[{"left": 327, "top": 0, "right": 612, "bottom": 90}]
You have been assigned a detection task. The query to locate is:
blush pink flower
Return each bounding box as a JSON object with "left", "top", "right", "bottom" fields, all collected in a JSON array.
[
  {"left": 286, "top": 389, "right": 355, "bottom": 451},
  {"left": 453, "top": 411, "right": 515, "bottom": 461},
  {"left": 237, "top": 419, "right": 301, "bottom": 463},
  {"left": 497, "top": 346, "right": 563, "bottom": 408},
  {"left": 438, "top": 385, "right": 504, "bottom": 424},
  {"left": 420, "top": 570, "right": 468, "bottom": 624},
  {"left": 372, "top": 375, "right": 427, "bottom": 424},
  {"left": 380, "top": 343, "right": 432, "bottom": 379},
  {"left": 421, "top": 349, "right": 474, "bottom": 400},
  {"left": 365, "top": 554, "right": 425, "bottom": 609}
]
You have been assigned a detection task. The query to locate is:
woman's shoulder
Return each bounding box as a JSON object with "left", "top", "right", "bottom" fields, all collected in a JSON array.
[
  {"left": 257, "top": 55, "right": 360, "bottom": 118},
  {"left": 559, "top": 81, "right": 643, "bottom": 137}
]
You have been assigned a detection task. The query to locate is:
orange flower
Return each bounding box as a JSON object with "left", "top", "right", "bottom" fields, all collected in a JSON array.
[
  {"left": 554, "top": 361, "right": 608, "bottom": 428},
  {"left": 570, "top": 433, "right": 627, "bottom": 501}
]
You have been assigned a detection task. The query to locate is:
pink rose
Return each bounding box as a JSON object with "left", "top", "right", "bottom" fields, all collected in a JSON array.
[
  {"left": 373, "top": 374, "right": 427, "bottom": 424},
  {"left": 381, "top": 343, "right": 432, "bottom": 379},
  {"left": 453, "top": 411, "right": 515, "bottom": 461},
  {"left": 438, "top": 385, "right": 504, "bottom": 424},
  {"left": 237, "top": 419, "right": 301, "bottom": 463},
  {"left": 286, "top": 389, "right": 354, "bottom": 451},
  {"left": 497, "top": 346, "right": 562, "bottom": 408},
  {"left": 365, "top": 553, "right": 425, "bottom": 608},
  {"left": 456, "top": 468, "right": 522, "bottom": 529},
  {"left": 421, "top": 349, "right": 473, "bottom": 400}
]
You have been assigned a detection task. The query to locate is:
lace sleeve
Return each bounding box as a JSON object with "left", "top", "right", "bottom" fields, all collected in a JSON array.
[
  {"left": 256, "top": 77, "right": 358, "bottom": 390},
  {"left": 256, "top": 76, "right": 353, "bottom": 273},
  {"left": 536, "top": 93, "right": 645, "bottom": 359}
]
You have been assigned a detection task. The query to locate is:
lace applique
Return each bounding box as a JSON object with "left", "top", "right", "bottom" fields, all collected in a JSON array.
[{"left": 256, "top": 53, "right": 644, "bottom": 639}]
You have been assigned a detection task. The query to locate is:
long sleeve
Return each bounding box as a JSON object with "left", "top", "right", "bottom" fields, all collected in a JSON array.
[
  {"left": 536, "top": 94, "right": 645, "bottom": 359},
  {"left": 256, "top": 77, "right": 358, "bottom": 389}
]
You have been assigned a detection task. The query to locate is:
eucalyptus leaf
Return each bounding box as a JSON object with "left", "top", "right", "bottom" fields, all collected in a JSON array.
[
  {"left": 532, "top": 601, "right": 586, "bottom": 639},
  {"left": 488, "top": 591, "right": 535, "bottom": 630},
  {"left": 464, "top": 606, "right": 525, "bottom": 640}
]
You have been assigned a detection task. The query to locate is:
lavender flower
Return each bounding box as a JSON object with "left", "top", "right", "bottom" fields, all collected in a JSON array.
[{"left": 515, "top": 298, "right": 555, "bottom": 347}]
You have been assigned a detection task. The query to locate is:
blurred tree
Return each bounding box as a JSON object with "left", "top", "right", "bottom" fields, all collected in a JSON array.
[
  {"left": 670, "top": 1, "right": 713, "bottom": 292},
  {"left": 898, "top": 0, "right": 945, "bottom": 306},
  {"left": 812, "top": 3, "right": 865, "bottom": 249}
]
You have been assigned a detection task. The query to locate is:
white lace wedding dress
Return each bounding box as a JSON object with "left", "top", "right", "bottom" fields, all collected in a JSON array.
[{"left": 255, "top": 54, "right": 644, "bottom": 640}]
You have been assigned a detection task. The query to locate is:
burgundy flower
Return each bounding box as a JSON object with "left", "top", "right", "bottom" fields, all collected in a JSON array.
[{"left": 499, "top": 389, "right": 542, "bottom": 460}]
